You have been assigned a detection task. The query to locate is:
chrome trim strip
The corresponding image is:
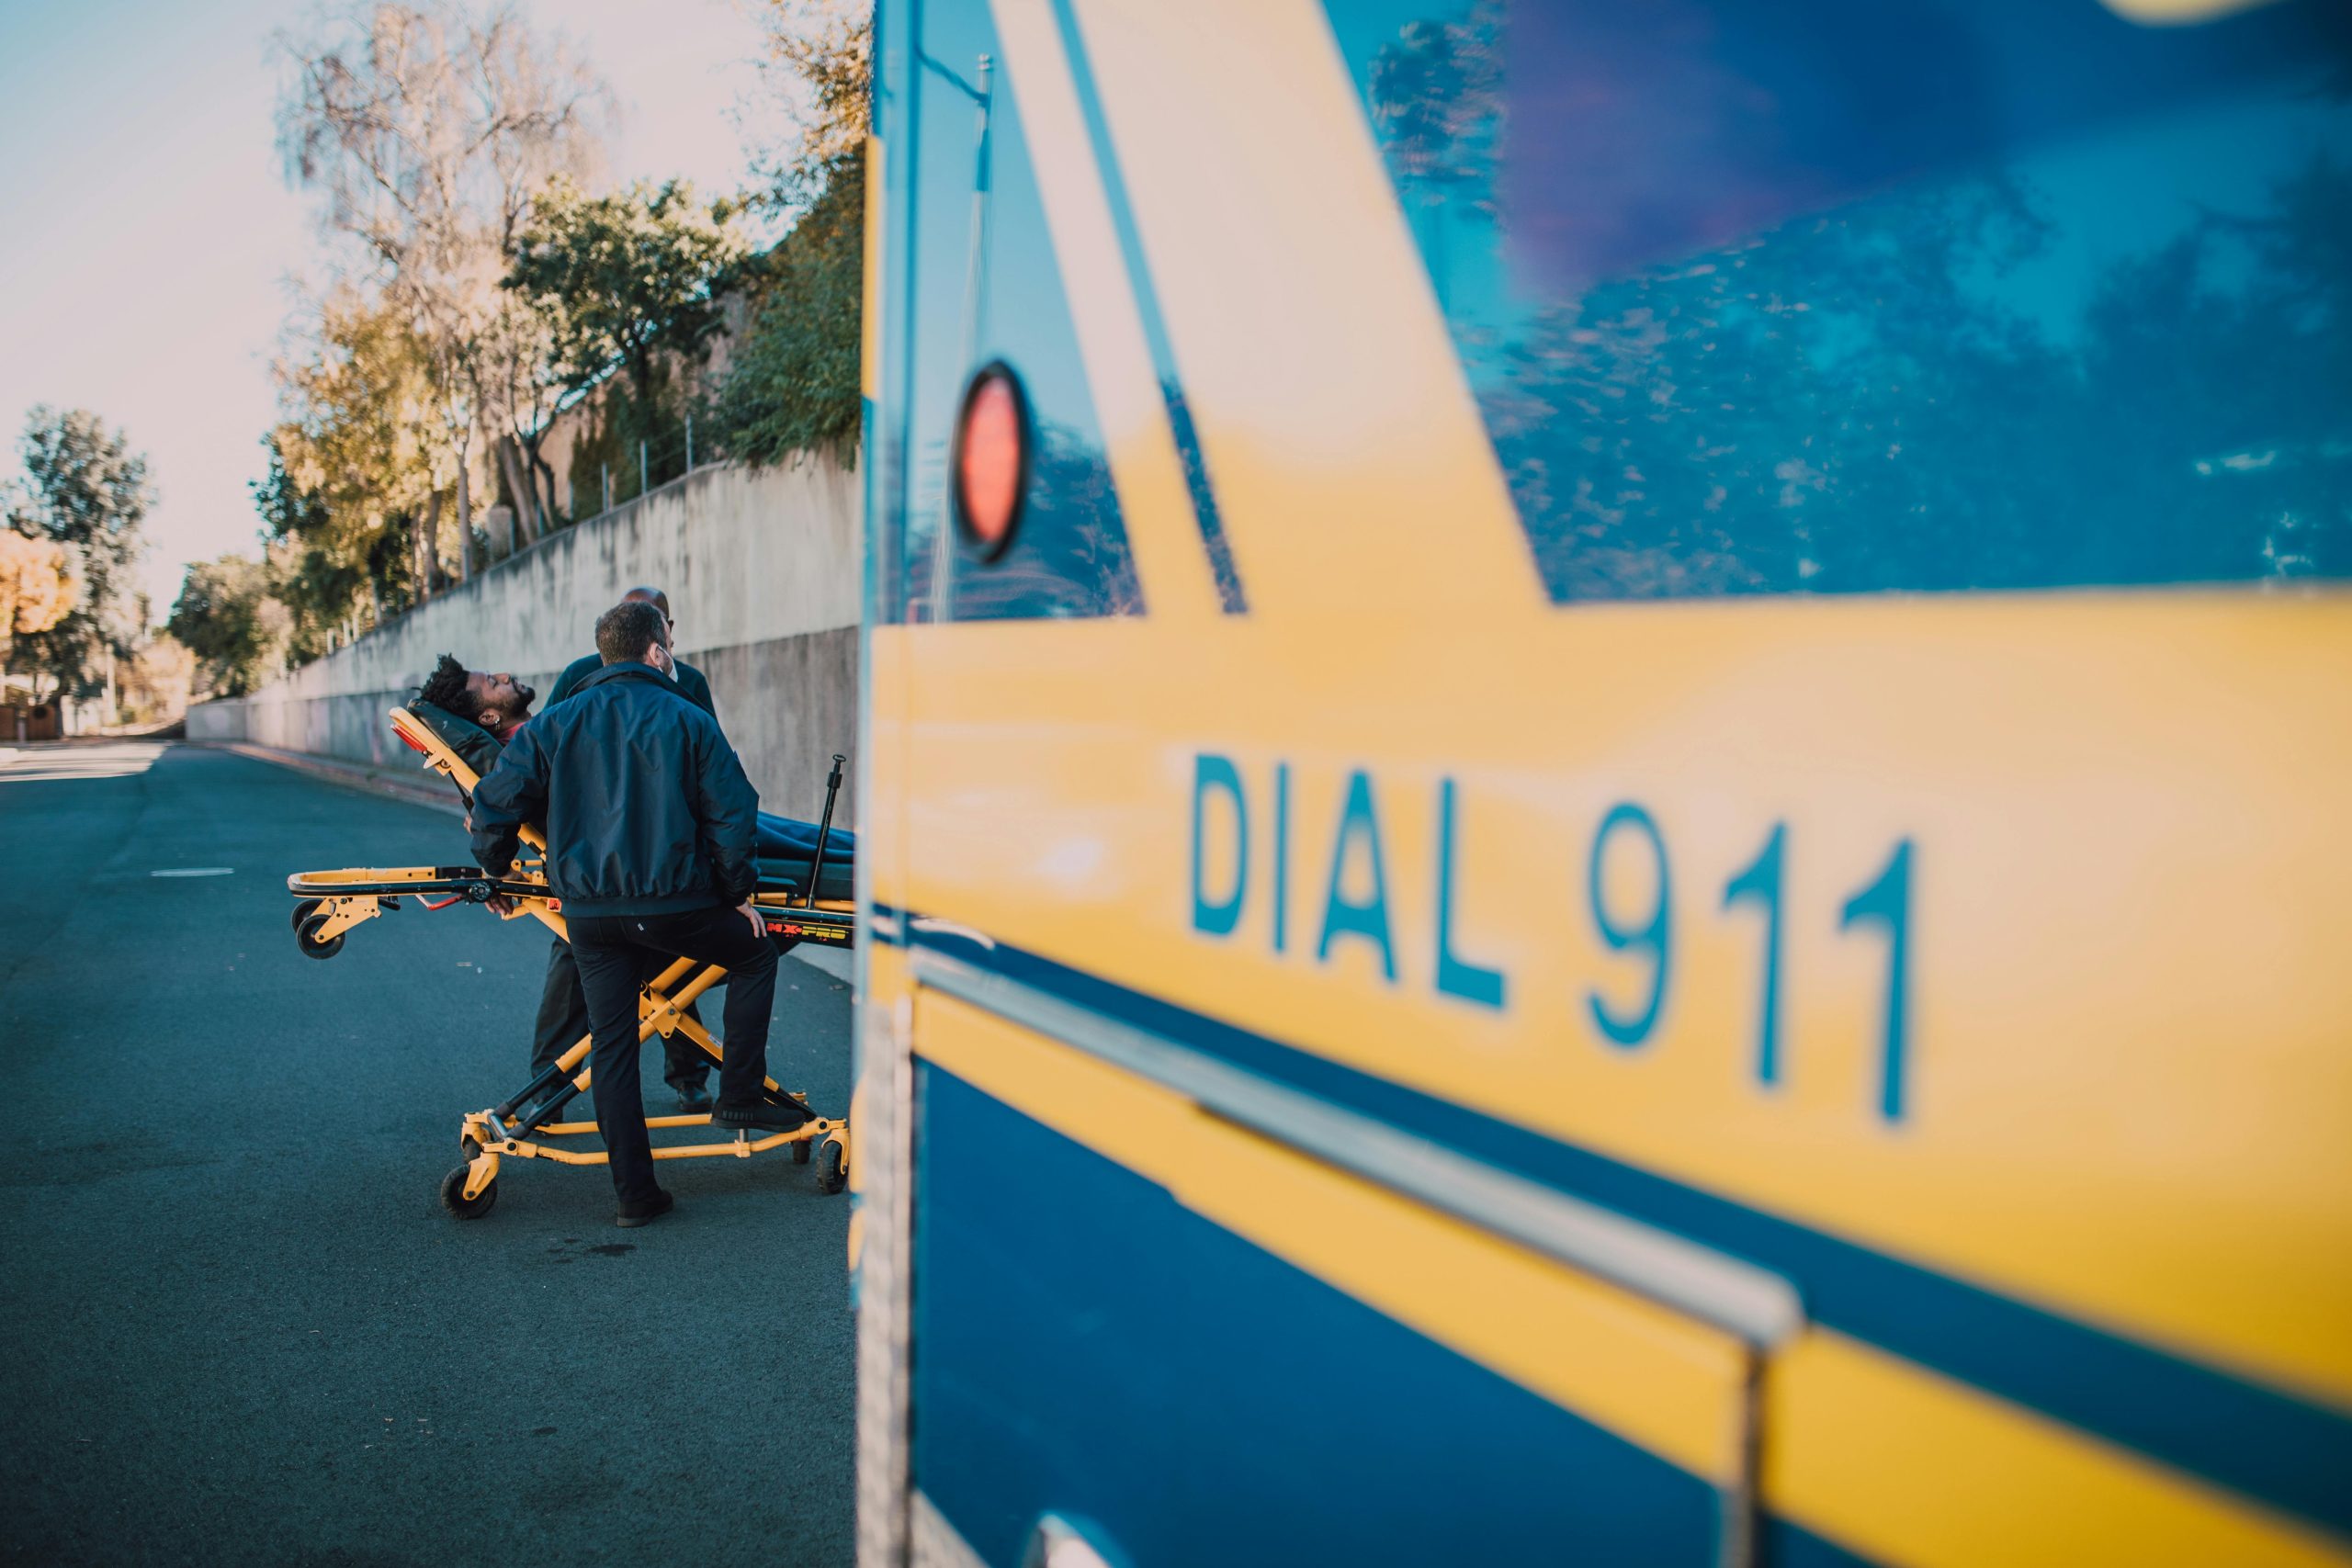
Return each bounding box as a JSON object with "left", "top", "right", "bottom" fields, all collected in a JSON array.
[{"left": 910, "top": 948, "right": 1804, "bottom": 1349}]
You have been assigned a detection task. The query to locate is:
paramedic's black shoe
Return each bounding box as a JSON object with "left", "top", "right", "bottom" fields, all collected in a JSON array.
[
  {"left": 615, "top": 1189, "right": 674, "bottom": 1228},
  {"left": 673, "top": 1081, "right": 714, "bottom": 1114},
  {"left": 712, "top": 1098, "right": 814, "bottom": 1133}
]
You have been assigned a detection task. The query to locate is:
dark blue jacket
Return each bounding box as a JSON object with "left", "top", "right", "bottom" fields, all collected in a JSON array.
[
  {"left": 469, "top": 662, "right": 761, "bottom": 917},
  {"left": 548, "top": 649, "right": 714, "bottom": 718}
]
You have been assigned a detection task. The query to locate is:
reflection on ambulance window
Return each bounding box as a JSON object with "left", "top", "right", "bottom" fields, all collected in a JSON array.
[
  {"left": 896, "top": 0, "right": 1144, "bottom": 624},
  {"left": 1326, "top": 0, "right": 2352, "bottom": 599}
]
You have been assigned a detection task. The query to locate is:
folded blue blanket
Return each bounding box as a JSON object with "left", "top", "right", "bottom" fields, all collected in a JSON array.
[
  {"left": 757, "top": 816, "right": 854, "bottom": 902},
  {"left": 757, "top": 815, "right": 855, "bottom": 863}
]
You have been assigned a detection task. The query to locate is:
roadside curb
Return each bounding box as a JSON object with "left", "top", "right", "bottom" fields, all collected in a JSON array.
[{"left": 197, "top": 740, "right": 464, "bottom": 818}]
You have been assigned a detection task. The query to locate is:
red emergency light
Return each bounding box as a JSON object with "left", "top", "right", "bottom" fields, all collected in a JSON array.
[{"left": 952, "top": 362, "right": 1030, "bottom": 559}]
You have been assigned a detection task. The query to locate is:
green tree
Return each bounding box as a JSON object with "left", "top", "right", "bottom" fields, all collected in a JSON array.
[
  {"left": 272, "top": 288, "right": 438, "bottom": 629},
  {"left": 708, "top": 150, "right": 864, "bottom": 465},
  {"left": 279, "top": 0, "right": 609, "bottom": 582},
  {"left": 254, "top": 439, "right": 402, "bottom": 664},
  {"left": 746, "top": 0, "right": 871, "bottom": 204},
  {"left": 712, "top": 0, "right": 870, "bottom": 468},
  {"left": 504, "top": 175, "right": 749, "bottom": 490},
  {"left": 5, "top": 407, "right": 151, "bottom": 703},
  {"left": 169, "top": 555, "right": 291, "bottom": 699}
]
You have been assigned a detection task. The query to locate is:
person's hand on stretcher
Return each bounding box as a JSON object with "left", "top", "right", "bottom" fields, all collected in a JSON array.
[{"left": 460, "top": 812, "right": 527, "bottom": 919}]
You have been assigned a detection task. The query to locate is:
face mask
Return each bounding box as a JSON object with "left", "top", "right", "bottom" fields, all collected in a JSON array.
[{"left": 655, "top": 646, "right": 678, "bottom": 682}]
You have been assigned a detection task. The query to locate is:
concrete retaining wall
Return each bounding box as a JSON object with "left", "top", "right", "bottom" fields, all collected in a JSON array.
[{"left": 187, "top": 457, "right": 862, "bottom": 823}]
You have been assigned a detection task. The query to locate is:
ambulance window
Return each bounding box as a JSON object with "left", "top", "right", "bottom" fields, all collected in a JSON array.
[
  {"left": 1324, "top": 0, "right": 2352, "bottom": 600},
  {"left": 892, "top": 3, "right": 1145, "bottom": 623}
]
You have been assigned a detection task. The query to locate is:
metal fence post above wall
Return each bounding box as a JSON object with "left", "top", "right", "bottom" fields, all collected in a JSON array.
[
  {"left": 640, "top": 441, "right": 650, "bottom": 498},
  {"left": 685, "top": 415, "right": 694, "bottom": 472},
  {"left": 603, "top": 463, "right": 611, "bottom": 513}
]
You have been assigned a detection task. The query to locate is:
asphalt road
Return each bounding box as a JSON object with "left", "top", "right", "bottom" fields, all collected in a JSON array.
[{"left": 0, "top": 742, "right": 855, "bottom": 1568}]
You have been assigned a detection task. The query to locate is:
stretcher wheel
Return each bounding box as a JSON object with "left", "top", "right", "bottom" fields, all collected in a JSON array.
[
  {"left": 289, "top": 897, "right": 324, "bottom": 933},
  {"left": 818, "top": 1141, "right": 847, "bottom": 1196},
  {"left": 439, "top": 1165, "right": 497, "bottom": 1219},
  {"left": 295, "top": 911, "right": 345, "bottom": 960},
  {"left": 792, "top": 1139, "right": 812, "bottom": 1165}
]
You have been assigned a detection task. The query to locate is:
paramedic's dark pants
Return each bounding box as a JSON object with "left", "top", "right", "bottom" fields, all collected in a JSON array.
[
  {"left": 533, "top": 939, "right": 711, "bottom": 1092},
  {"left": 570, "top": 907, "right": 779, "bottom": 1202}
]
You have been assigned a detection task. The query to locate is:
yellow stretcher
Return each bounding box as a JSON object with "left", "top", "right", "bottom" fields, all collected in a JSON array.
[{"left": 286, "top": 706, "right": 854, "bottom": 1217}]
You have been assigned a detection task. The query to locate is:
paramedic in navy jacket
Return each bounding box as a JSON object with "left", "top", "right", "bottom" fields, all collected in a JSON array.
[
  {"left": 533, "top": 583, "right": 716, "bottom": 1112},
  {"left": 469, "top": 598, "right": 809, "bottom": 1227}
]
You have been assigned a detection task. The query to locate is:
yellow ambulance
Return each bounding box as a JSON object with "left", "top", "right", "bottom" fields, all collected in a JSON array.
[{"left": 854, "top": 1, "right": 2352, "bottom": 1562}]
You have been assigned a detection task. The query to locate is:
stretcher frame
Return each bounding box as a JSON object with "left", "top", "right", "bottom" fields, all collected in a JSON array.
[{"left": 286, "top": 705, "right": 854, "bottom": 1217}]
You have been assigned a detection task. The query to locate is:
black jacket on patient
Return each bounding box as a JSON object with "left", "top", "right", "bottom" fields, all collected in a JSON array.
[{"left": 468, "top": 664, "right": 762, "bottom": 918}]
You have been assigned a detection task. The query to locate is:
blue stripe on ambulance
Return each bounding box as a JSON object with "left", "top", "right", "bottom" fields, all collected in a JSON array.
[
  {"left": 911, "top": 1061, "right": 1732, "bottom": 1567},
  {"left": 879, "top": 904, "right": 2352, "bottom": 1541}
]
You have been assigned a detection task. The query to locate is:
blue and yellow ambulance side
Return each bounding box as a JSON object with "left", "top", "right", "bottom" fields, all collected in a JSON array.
[{"left": 852, "top": 1, "right": 2352, "bottom": 1563}]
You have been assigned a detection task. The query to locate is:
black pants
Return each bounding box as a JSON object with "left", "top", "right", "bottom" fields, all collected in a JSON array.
[
  {"left": 571, "top": 906, "right": 779, "bottom": 1202},
  {"left": 532, "top": 939, "right": 711, "bottom": 1092}
]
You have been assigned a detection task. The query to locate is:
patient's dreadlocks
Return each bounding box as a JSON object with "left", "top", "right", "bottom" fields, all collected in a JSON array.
[{"left": 416, "top": 654, "right": 470, "bottom": 715}]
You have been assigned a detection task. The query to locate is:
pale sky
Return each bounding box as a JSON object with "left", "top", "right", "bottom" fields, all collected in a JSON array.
[{"left": 0, "top": 0, "right": 782, "bottom": 615}]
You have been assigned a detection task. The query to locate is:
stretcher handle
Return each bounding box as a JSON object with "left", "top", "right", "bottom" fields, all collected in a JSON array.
[{"left": 804, "top": 753, "right": 846, "bottom": 909}]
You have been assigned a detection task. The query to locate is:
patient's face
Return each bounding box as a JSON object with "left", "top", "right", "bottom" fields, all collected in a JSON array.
[{"left": 468, "top": 671, "right": 536, "bottom": 729}]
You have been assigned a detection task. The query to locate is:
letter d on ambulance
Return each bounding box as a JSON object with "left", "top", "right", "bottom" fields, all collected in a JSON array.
[{"left": 1191, "top": 753, "right": 1249, "bottom": 937}]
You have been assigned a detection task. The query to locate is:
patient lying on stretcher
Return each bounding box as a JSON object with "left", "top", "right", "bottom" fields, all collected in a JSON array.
[
  {"left": 409, "top": 661, "right": 851, "bottom": 1111},
  {"left": 405, "top": 678, "right": 853, "bottom": 904}
]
